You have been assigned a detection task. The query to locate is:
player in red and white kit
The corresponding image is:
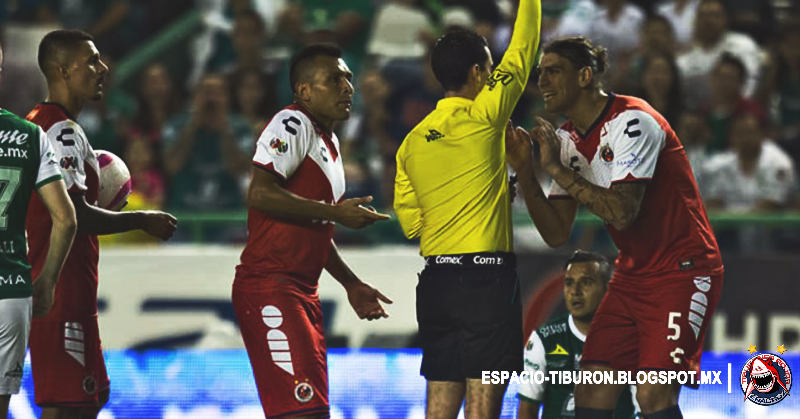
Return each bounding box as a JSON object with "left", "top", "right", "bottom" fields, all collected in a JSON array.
[
  {"left": 506, "top": 37, "right": 723, "bottom": 419},
  {"left": 26, "top": 30, "right": 177, "bottom": 419},
  {"left": 233, "top": 44, "right": 392, "bottom": 419}
]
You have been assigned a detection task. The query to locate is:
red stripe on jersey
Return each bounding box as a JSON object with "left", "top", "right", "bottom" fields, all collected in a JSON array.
[{"left": 253, "top": 161, "right": 286, "bottom": 180}]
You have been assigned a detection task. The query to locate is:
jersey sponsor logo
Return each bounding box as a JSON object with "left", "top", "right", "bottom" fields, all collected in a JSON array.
[
  {"left": 4, "top": 362, "right": 22, "bottom": 379},
  {"left": 60, "top": 156, "right": 78, "bottom": 170},
  {"left": 0, "top": 275, "right": 25, "bottom": 285},
  {"left": 425, "top": 129, "right": 444, "bottom": 142},
  {"left": 741, "top": 347, "right": 792, "bottom": 406},
  {"left": 262, "top": 305, "right": 295, "bottom": 375},
  {"left": 547, "top": 344, "right": 569, "bottom": 356},
  {"left": 600, "top": 144, "right": 614, "bottom": 162},
  {"left": 294, "top": 381, "right": 315, "bottom": 402},
  {"left": 0, "top": 240, "right": 15, "bottom": 254},
  {"left": 0, "top": 130, "right": 28, "bottom": 146},
  {"left": 0, "top": 148, "right": 29, "bottom": 159},
  {"left": 616, "top": 153, "right": 644, "bottom": 168},
  {"left": 268, "top": 138, "right": 289, "bottom": 156},
  {"left": 486, "top": 69, "right": 514, "bottom": 91},
  {"left": 539, "top": 323, "right": 567, "bottom": 338},
  {"left": 434, "top": 255, "right": 462, "bottom": 265},
  {"left": 473, "top": 255, "right": 504, "bottom": 265}
]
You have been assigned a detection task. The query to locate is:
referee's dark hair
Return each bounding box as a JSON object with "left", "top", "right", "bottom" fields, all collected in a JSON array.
[
  {"left": 564, "top": 250, "right": 613, "bottom": 285},
  {"left": 430, "top": 28, "right": 490, "bottom": 92},
  {"left": 38, "top": 29, "right": 94, "bottom": 80},
  {"left": 289, "top": 43, "right": 343, "bottom": 94},
  {"left": 542, "top": 36, "right": 609, "bottom": 87}
]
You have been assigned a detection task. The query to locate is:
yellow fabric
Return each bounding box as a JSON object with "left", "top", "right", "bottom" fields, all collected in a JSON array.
[{"left": 394, "top": 0, "right": 541, "bottom": 256}]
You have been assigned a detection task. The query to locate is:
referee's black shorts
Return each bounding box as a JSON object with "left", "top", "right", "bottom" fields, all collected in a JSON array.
[{"left": 416, "top": 252, "right": 522, "bottom": 381}]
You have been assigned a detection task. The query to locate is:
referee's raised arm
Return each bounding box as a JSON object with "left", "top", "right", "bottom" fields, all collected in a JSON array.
[
  {"left": 472, "top": 0, "right": 542, "bottom": 127},
  {"left": 393, "top": 0, "right": 541, "bottom": 418}
]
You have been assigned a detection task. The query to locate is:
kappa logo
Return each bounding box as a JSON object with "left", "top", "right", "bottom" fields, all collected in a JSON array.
[
  {"left": 741, "top": 345, "right": 792, "bottom": 406},
  {"left": 486, "top": 69, "right": 514, "bottom": 91},
  {"left": 425, "top": 129, "right": 444, "bottom": 142}
]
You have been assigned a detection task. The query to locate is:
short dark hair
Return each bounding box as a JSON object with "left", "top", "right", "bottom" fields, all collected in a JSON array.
[
  {"left": 564, "top": 250, "right": 613, "bottom": 284},
  {"left": 714, "top": 52, "right": 747, "bottom": 84},
  {"left": 289, "top": 43, "right": 343, "bottom": 94},
  {"left": 542, "top": 36, "right": 609, "bottom": 82},
  {"left": 430, "top": 29, "right": 489, "bottom": 92},
  {"left": 38, "top": 30, "right": 94, "bottom": 78},
  {"left": 235, "top": 8, "right": 265, "bottom": 33}
]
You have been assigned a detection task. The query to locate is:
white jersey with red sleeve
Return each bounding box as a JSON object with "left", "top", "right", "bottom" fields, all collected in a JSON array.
[
  {"left": 26, "top": 102, "right": 100, "bottom": 319},
  {"left": 548, "top": 94, "right": 722, "bottom": 279},
  {"left": 236, "top": 104, "right": 345, "bottom": 292}
]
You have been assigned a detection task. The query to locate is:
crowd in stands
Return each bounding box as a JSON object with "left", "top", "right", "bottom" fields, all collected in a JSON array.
[{"left": 0, "top": 0, "right": 798, "bottom": 250}]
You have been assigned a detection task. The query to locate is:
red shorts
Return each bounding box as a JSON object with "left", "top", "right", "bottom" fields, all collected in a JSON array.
[
  {"left": 232, "top": 280, "right": 329, "bottom": 419},
  {"left": 29, "top": 317, "right": 110, "bottom": 409},
  {"left": 581, "top": 270, "right": 723, "bottom": 383}
]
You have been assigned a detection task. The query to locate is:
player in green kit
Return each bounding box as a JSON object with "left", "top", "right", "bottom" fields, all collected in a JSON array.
[
  {"left": 0, "top": 41, "right": 77, "bottom": 418},
  {"left": 518, "top": 251, "right": 636, "bottom": 419}
]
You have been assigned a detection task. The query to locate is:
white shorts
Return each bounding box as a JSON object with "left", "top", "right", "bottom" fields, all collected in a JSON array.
[{"left": 0, "top": 297, "right": 31, "bottom": 395}]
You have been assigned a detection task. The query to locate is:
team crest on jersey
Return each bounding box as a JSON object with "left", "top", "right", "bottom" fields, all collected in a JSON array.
[
  {"left": 600, "top": 144, "right": 614, "bottom": 162},
  {"left": 82, "top": 375, "right": 97, "bottom": 395},
  {"left": 268, "top": 138, "right": 289, "bottom": 156},
  {"left": 741, "top": 346, "right": 792, "bottom": 406},
  {"left": 295, "top": 381, "right": 314, "bottom": 403}
]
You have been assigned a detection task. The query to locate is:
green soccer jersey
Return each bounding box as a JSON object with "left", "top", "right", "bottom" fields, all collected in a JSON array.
[
  {"left": 0, "top": 108, "right": 61, "bottom": 299},
  {"left": 519, "top": 314, "right": 637, "bottom": 419}
]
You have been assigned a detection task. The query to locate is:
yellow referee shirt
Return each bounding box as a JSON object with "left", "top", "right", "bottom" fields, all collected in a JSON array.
[{"left": 394, "top": 0, "right": 541, "bottom": 257}]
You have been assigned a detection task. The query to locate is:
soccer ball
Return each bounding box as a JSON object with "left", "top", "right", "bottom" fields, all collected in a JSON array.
[{"left": 95, "top": 150, "right": 132, "bottom": 211}]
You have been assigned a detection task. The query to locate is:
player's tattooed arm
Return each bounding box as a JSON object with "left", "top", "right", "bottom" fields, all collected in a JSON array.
[
  {"left": 530, "top": 116, "right": 646, "bottom": 230},
  {"left": 551, "top": 166, "right": 647, "bottom": 230}
]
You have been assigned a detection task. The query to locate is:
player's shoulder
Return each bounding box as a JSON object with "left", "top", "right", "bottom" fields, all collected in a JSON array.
[
  {"left": 537, "top": 313, "right": 570, "bottom": 338},
  {"left": 264, "top": 105, "right": 316, "bottom": 137},
  {"left": 0, "top": 108, "right": 38, "bottom": 131},
  {"left": 606, "top": 96, "right": 667, "bottom": 135},
  {"left": 26, "top": 103, "right": 78, "bottom": 132}
]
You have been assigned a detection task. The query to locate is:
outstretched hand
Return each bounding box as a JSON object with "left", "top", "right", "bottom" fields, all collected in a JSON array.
[
  {"left": 530, "top": 117, "right": 563, "bottom": 174},
  {"left": 505, "top": 121, "right": 534, "bottom": 174},
  {"left": 346, "top": 282, "right": 393, "bottom": 320},
  {"left": 334, "top": 196, "right": 391, "bottom": 229}
]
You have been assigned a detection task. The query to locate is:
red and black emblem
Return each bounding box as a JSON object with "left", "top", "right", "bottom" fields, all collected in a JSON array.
[{"left": 600, "top": 145, "right": 614, "bottom": 162}]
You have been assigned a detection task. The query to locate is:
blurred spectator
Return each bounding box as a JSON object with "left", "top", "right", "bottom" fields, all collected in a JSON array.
[
  {"left": 720, "top": 0, "right": 776, "bottom": 45},
  {"left": 161, "top": 73, "right": 253, "bottom": 214},
  {"left": 230, "top": 68, "right": 277, "bottom": 133},
  {"left": 677, "top": 0, "right": 763, "bottom": 108},
  {"left": 703, "top": 111, "right": 797, "bottom": 252},
  {"left": 555, "top": 0, "right": 644, "bottom": 66},
  {"left": 702, "top": 53, "right": 766, "bottom": 153},
  {"left": 125, "top": 137, "right": 167, "bottom": 210},
  {"left": 756, "top": 25, "right": 800, "bottom": 163},
  {"left": 367, "top": 0, "right": 434, "bottom": 66},
  {"left": 675, "top": 111, "right": 712, "bottom": 188},
  {"left": 613, "top": 13, "right": 677, "bottom": 92},
  {"left": 129, "top": 63, "right": 183, "bottom": 148},
  {"left": 77, "top": 57, "right": 136, "bottom": 156},
  {"left": 36, "top": 0, "right": 142, "bottom": 59},
  {"left": 636, "top": 51, "right": 684, "bottom": 126},
  {"left": 655, "top": 0, "right": 700, "bottom": 49},
  {"left": 704, "top": 112, "right": 796, "bottom": 212}
]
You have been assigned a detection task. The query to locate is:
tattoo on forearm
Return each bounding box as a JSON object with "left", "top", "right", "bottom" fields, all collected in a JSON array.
[{"left": 558, "top": 169, "right": 645, "bottom": 228}]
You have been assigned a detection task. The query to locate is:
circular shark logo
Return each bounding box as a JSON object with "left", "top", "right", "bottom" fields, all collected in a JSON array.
[{"left": 740, "top": 353, "right": 792, "bottom": 406}]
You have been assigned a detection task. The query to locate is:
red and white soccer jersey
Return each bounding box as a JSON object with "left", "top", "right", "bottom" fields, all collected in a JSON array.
[
  {"left": 26, "top": 102, "right": 109, "bottom": 408},
  {"left": 233, "top": 103, "right": 345, "bottom": 418},
  {"left": 549, "top": 94, "right": 722, "bottom": 279},
  {"left": 550, "top": 95, "right": 724, "bottom": 377},
  {"left": 235, "top": 103, "right": 345, "bottom": 291}
]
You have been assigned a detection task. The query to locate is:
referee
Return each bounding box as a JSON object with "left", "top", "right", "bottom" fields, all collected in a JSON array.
[{"left": 394, "top": 0, "right": 541, "bottom": 417}]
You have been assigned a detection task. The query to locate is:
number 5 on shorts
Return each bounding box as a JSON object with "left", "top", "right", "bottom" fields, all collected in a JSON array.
[{"left": 667, "top": 312, "right": 681, "bottom": 341}]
